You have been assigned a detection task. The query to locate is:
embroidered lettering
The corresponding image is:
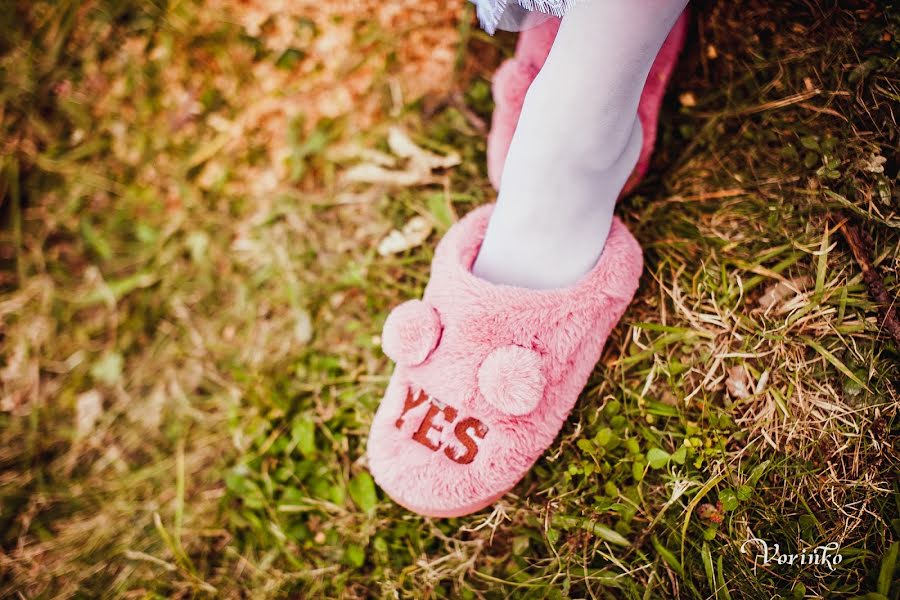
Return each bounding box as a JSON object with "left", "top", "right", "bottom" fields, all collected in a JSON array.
[
  {"left": 412, "top": 403, "right": 457, "bottom": 451},
  {"left": 401, "top": 390, "right": 488, "bottom": 462},
  {"left": 445, "top": 417, "right": 488, "bottom": 464},
  {"left": 395, "top": 389, "right": 428, "bottom": 429}
]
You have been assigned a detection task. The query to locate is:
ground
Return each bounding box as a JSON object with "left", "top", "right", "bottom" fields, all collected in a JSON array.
[{"left": 1, "top": 0, "right": 899, "bottom": 598}]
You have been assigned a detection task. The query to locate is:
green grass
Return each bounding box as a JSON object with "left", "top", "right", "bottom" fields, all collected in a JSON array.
[{"left": 1, "top": 0, "right": 899, "bottom": 597}]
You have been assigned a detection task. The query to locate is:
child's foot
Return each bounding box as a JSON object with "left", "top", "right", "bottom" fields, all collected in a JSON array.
[
  {"left": 487, "top": 11, "right": 689, "bottom": 195},
  {"left": 367, "top": 206, "right": 643, "bottom": 517},
  {"left": 474, "top": 118, "right": 644, "bottom": 289},
  {"left": 476, "top": 2, "right": 689, "bottom": 290},
  {"left": 486, "top": 17, "right": 560, "bottom": 189},
  {"left": 367, "top": 0, "right": 689, "bottom": 517}
]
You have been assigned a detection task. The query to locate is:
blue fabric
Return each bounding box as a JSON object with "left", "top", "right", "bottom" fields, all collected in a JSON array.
[{"left": 473, "top": 0, "right": 566, "bottom": 34}]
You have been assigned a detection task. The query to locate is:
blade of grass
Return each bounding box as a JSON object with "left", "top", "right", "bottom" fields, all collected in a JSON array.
[
  {"left": 716, "top": 555, "right": 732, "bottom": 600},
  {"left": 552, "top": 515, "right": 631, "bottom": 547},
  {"left": 877, "top": 541, "right": 898, "bottom": 597},
  {"left": 815, "top": 226, "right": 830, "bottom": 295},
  {"left": 681, "top": 473, "right": 726, "bottom": 566},
  {"left": 802, "top": 336, "right": 870, "bottom": 392},
  {"left": 701, "top": 542, "right": 715, "bottom": 597}
]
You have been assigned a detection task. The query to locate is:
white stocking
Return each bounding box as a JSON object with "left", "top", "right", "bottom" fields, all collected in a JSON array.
[{"left": 473, "top": 0, "right": 689, "bottom": 289}]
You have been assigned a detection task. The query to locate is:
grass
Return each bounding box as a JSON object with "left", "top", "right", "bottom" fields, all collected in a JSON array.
[{"left": 1, "top": 0, "right": 899, "bottom": 597}]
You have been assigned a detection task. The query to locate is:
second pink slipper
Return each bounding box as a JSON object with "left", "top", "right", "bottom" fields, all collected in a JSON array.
[
  {"left": 487, "top": 11, "right": 689, "bottom": 194},
  {"left": 367, "top": 205, "right": 642, "bottom": 517}
]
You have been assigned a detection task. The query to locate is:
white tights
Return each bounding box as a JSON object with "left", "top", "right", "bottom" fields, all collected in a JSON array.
[{"left": 473, "top": 0, "right": 689, "bottom": 289}]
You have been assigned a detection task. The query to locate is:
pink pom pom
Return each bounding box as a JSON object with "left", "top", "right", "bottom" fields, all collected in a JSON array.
[
  {"left": 477, "top": 345, "right": 545, "bottom": 416},
  {"left": 381, "top": 300, "right": 441, "bottom": 366}
]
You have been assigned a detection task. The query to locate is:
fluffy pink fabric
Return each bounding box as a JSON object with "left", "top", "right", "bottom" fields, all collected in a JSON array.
[
  {"left": 381, "top": 299, "right": 441, "bottom": 366},
  {"left": 367, "top": 204, "right": 643, "bottom": 517},
  {"left": 486, "top": 12, "right": 689, "bottom": 193},
  {"left": 485, "top": 58, "right": 539, "bottom": 191},
  {"left": 478, "top": 345, "right": 545, "bottom": 416}
]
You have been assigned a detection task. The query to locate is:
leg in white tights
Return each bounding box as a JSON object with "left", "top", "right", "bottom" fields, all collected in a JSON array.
[{"left": 472, "top": 0, "right": 689, "bottom": 289}]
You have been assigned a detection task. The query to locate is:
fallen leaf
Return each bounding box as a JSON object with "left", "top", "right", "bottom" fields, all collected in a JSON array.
[
  {"left": 342, "top": 163, "right": 426, "bottom": 187},
  {"left": 128, "top": 382, "right": 165, "bottom": 431},
  {"left": 341, "top": 127, "right": 459, "bottom": 187},
  {"left": 377, "top": 216, "right": 432, "bottom": 256},
  {"left": 757, "top": 276, "right": 812, "bottom": 310},
  {"left": 90, "top": 352, "right": 123, "bottom": 386},
  {"left": 861, "top": 154, "right": 886, "bottom": 174},
  {"left": 387, "top": 127, "right": 460, "bottom": 170},
  {"left": 328, "top": 143, "right": 397, "bottom": 167},
  {"left": 76, "top": 390, "right": 104, "bottom": 438},
  {"left": 294, "top": 309, "right": 313, "bottom": 345},
  {"left": 755, "top": 369, "right": 770, "bottom": 395},
  {"left": 725, "top": 365, "right": 752, "bottom": 399}
]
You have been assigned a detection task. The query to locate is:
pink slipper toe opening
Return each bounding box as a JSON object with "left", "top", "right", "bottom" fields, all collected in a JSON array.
[{"left": 367, "top": 204, "right": 643, "bottom": 518}]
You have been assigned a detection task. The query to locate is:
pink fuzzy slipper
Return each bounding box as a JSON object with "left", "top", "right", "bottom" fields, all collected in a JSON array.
[
  {"left": 367, "top": 205, "right": 642, "bottom": 517},
  {"left": 487, "top": 11, "right": 689, "bottom": 194}
]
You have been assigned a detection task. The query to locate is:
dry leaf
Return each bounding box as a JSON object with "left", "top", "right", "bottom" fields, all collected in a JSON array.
[
  {"left": 76, "top": 390, "right": 104, "bottom": 438},
  {"left": 377, "top": 216, "right": 433, "bottom": 256},
  {"left": 757, "top": 276, "right": 812, "bottom": 310},
  {"left": 294, "top": 309, "right": 313, "bottom": 345},
  {"left": 861, "top": 154, "right": 887, "bottom": 174},
  {"left": 342, "top": 163, "right": 427, "bottom": 187},
  {"left": 725, "top": 365, "right": 752, "bottom": 399},
  {"left": 342, "top": 127, "right": 459, "bottom": 187},
  {"left": 127, "top": 382, "right": 165, "bottom": 431},
  {"left": 328, "top": 143, "right": 397, "bottom": 167},
  {"left": 387, "top": 127, "right": 460, "bottom": 170},
  {"left": 755, "top": 369, "right": 770, "bottom": 395}
]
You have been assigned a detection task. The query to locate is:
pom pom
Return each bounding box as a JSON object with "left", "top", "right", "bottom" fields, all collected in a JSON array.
[
  {"left": 477, "top": 345, "right": 545, "bottom": 416},
  {"left": 381, "top": 300, "right": 441, "bottom": 366}
]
